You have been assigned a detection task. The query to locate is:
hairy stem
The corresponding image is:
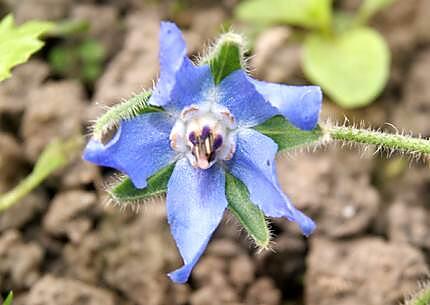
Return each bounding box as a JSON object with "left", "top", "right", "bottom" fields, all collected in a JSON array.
[{"left": 323, "top": 123, "right": 430, "bottom": 156}]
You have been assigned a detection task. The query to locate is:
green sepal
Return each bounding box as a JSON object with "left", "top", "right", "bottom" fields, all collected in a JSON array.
[
  {"left": 254, "top": 115, "right": 323, "bottom": 151},
  {"left": 202, "top": 32, "right": 246, "bottom": 85},
  {"left": 2, "top": 292, "right": 13, "bottom": 305},
  {"left": 225, "top": 173, "right": 270, "bottom": 249},
  {"left": 93, "top": 91, "right": 163, "bottom": 142},
  {"left": 109, "top": 163, "right": 175, "bottom": 204}
]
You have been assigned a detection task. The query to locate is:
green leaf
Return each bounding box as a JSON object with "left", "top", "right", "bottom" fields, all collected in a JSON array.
[
  {"left": 2, "top": 292, "right": 13, "bottom": 305},
  {"left": 303, "top": 27, "right": 390, "bottom": 108},
  {"left": 78, "top": 39, "right": 106, "bottom": 64},
  {"left": 203, "top": 32, "right": 245, "bottom": 85},
  {"left": 110, "top": 163, "right": 175, "bottom": 204},
  {"left": 48, "top": 45, "right": 75, "bottom": 75},
  {"left": 235, "top": 0, "right": 333, "bottom": 32},
  {"left": 358, "top": 0, "right": 396, "bottom": 23},
  {"left": 225, "top": 173, "right": 270, "bottom": 249},
  {"left": 0, "top": 14, "right": 53, "bottom": 82},
  {"left": 254, "top": 115, "right": 323, "bottom": 151}
]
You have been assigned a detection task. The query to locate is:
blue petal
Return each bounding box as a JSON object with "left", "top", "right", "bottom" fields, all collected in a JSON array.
[
  {"left": 249, "top": 78, "right": 322, "bottom": 130},
  {"left": 159, "top": 21, "right": 187, "bottom": 76},
  {"left": 150, "top": 22, "right": 214, "bottom": 112},
  {"left": 83, "top": 112, "right": 175, "bottom": 189},
  {"left": 218, "top": 70, "right": 278, "bottom": 127},
  {"left": 167, "top": 158, "right": 227, "bottom": 283},
  {"left": 227, "top": 128, "right": 316, "bottom": 236}
]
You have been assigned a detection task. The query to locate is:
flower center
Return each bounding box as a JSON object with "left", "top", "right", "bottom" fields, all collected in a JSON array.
[{"left": 170, "top": 103, "right": 237, "bottom": 169}]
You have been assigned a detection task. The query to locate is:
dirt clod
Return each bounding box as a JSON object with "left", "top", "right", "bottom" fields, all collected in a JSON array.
[
  {"left": 0, "top": 230, "right": 43, "bottom": 290},
  {"left": 26, "top": 275, "right": 116, "bottom": 305},
  {"left": 43, "top": 190, "right": 97, "bottom": 242},
  {"left": 306, "top": 237, "right": 429, "bottom": 305},
  {"left": 21, "top": 80, "right": 87, "bottom": 161}
]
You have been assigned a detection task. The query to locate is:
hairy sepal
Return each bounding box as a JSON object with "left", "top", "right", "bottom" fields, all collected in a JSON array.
[
  {"left": 109, "top": 163, "right": 175, "bottom": 208},
  {"left": 225, "top": 173, "right": 270, "bottom": 249},
  {"left": 92, "top": 91, "right": 162, "bottom": 142},
  {"left": 254, "top": 115, "right": 323, "bottom": 152},
  {"left": 201, "top": 31, "right": 247, "bottom": 85}
]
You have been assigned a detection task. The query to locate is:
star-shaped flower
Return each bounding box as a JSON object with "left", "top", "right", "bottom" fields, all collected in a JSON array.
[{"left": 83, "top": 22, "right": 322, "bottom": 284}]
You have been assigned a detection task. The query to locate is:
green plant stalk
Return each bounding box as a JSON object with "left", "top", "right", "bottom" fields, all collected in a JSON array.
[
  {"left": 324, "top": 124, "right": 430, "bottom": 156},
  {"left": 0, "top": 173, "right": 45, "bottom": 212},
  {"left": 0, "top": 137, "right": 83, "bottom": 212}
]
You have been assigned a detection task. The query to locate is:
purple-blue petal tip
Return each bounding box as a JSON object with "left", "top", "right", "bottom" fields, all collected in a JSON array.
[
  {"left": 82, "top": 137, "right": 115, "bottom": 167},
  {"left": 294, "top": 86, "right": 322, "bottom": 130},
  {"left": 82, "top": 139, "right": 101, "bottom": 164},
  {"left": 249, "top": 78, "right": 323, "bottom": 130},
  {"left": 168, "top": 265, "right": 193, "bottom": 284},
  {"left": 294, "top": 210, "right": 316, "bottom": 237}
]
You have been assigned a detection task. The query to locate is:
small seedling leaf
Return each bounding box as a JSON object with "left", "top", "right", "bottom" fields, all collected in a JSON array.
[
  {"left": 236, "top": 0, "right": 332, "bottom": 32},
  {"left": 0, "top": 14, "right": 53, "bottom": 82},
  {"left": 303, "top": 27, "right": 390, "bottom": 108}
]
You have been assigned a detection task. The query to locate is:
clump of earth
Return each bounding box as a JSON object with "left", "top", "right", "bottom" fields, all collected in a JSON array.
[{"left": 1, "top": 1, "right": 430, "bottom": 304}]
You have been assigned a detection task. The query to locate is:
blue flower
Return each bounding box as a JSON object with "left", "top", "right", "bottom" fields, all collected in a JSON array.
[{"left": 84, "top": 22, "right": 322, "bottom": 284}]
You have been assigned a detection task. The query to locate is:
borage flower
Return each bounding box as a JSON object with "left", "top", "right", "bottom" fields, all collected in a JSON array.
[{"left": 83, "top": 22, "right": 322, "bottom": 284}]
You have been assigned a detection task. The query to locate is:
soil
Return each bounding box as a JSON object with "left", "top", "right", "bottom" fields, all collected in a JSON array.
[{"left": 1, "top": 1, "right": 430, "bottom": 305}]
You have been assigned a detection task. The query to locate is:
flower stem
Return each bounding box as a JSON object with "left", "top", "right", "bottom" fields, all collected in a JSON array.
[{"left": 323, "top": 123, "right": 430, "bottom": 156}]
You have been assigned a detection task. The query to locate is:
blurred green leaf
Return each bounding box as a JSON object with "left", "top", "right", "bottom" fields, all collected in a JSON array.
[
  {"left": 46, "top": 19, "right": 90, "bottom": 37},
  {"left": 235, "top": 0, "right": 332, "bottom": 32},
  {"left": 358, "top": 0, "right": 396, "bottom": 23},
  {"left": 0, "top": 14, "right": 53, "bottom": 82},
  {"left": 225, "top": 173, "right": 270, "bottom": 249},
  {"left": 48, "top": 45, "right": 75, "bottom": 74},
  {"left": 254, "top": 116, "right": 323, "bottom": 151},
  {"left": 303, "top": 27, "right": 390, "bottom": 108},
  {"left": 332, "top": 11, "right": 356, "bottom": 34},
  {"left": 78, "top": 39, "right": 106, "bottom": 64},
  {"left": 82, "top": 63, "right": 102, "bottom": 83},
  {"left": 0, "top": 137, "right": 83, "bottom": 212},
  {"left": 2, "top": 292, "right": 13, "bottom": 305},
  {"left": 48, "top": 39, "right": 106, "bottom": 83}
]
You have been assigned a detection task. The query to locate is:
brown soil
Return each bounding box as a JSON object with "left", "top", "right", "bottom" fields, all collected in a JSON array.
[{"left": 1, "top": 1, "right": 430, "bottom": 305}]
